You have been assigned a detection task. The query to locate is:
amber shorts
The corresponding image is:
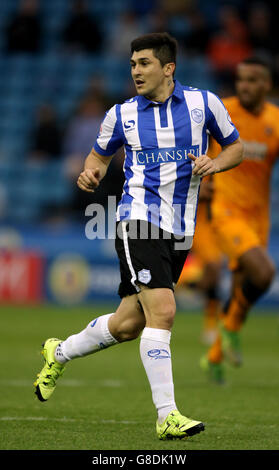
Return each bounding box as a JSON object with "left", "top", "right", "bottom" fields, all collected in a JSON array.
[
  {"left": 211, "top": 203, "right": 269, "bottom": 271},
  {"left": 192, "top": 203, "right": 224, "bottom": 265}
]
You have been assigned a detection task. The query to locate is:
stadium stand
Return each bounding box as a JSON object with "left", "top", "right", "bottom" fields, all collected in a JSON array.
[{"left": 0, "top": 0, "right": 278, "bottom": 229}]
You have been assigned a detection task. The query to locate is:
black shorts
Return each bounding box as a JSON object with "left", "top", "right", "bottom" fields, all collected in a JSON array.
[{"left": 115, "top": 220, "right": 190, "bottom": 298}]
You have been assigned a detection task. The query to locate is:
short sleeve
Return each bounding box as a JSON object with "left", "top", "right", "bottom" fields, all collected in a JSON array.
[
  {"left": 206, "top": 92, "right": 239, "bottom": 146},
  {"left": 93, "top": 104, "right": 124, "bottom": 156}
]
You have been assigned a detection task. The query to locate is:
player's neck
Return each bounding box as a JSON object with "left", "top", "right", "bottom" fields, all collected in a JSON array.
[
  {"left": 242, "top": 100, "right": 265, "bottom": 116},
  {"left": 145, "top": 79, "right": 175, "bottom": 104}
]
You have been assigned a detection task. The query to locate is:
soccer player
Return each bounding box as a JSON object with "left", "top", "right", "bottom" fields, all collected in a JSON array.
[
  {"left": 34, "top": 33, "right": 243, "bottom": 440},
  {"left": 201, "top": 57, "right": 278, "bottom": 383}
]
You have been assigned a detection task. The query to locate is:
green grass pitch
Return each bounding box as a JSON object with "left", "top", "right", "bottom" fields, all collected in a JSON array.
[{"left": 0, "top": 304, "right": 279, "bottom": 450}]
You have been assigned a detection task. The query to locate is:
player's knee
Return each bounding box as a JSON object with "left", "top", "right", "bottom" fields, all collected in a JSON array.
[
  {"left": 263, "top": 261, "right": 276, "bottom": 288},
  {"left": 113, "top": 317, "right": 145, "bottom": 342},
  {"left": 152, "top": 303, "right": 176, "bottom": 330},
  {"left": 252, "top": 260, "right": 276, "bottom": 291},
  {"left": 164, "top": 304, "right": 176, "bottom": 327},
  {"left": 201, "top": 262, "right": 221, "bottom": 290}
]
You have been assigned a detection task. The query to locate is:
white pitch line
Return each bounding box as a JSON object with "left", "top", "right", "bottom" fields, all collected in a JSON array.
[
  {"left": 0, "top": 379, "right": 124, "bottom": 388},
  {"left": 0, "top": 417, "right": 141, "bottom": 424},
  {"left": 0, "top": 379, "right": 85, "bottom": 387},
  {"left": 0, "top": 417, "right": 76, "bottom": 422},
  {"left": 99, "top": 379, "right": 123, "bottom": 388}
]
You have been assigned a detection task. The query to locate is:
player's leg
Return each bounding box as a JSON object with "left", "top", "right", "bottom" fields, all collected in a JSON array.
[
  {"left": 201, "top": 210, "right": 275, "bottom": 381},
  {"left": 203, "top": 269, "right": 241, "bottom": 381},
  {"left": 59, "top": 294, "right": 145, "bottom": 360},
  {"left": 138, "top": 285, "right": 204, "bottom": 439},
  {"left": 198, "top": 260, "right": 222, "bottom": 344},
  {"left": 190, "top": 206, "right": 224, "bottom": 345},
  {"left": 227, "top": 246, "right": 275, "bottom": 322},
  {"left": 221, "top": 246, "right": 275, "bottom": 362},
  {"left": 207, "top": 246, "right": 275, "bottom": 369},
  {"left": 34, "top": 294, "right": 145, "bottom": 401},
  {"left": 200, "top": 268, "right": 241, "bottom": 383},
  {"left": 138, "top": 285, "right": 176, "bottom": 329},
  {"left": 137, "top": 286, "right": 176, "bottom": 418},
  {"left": 109, "top": 296, "right": 146, "bottom": 341},
  {"left": 115, "top": 220, "right": 204, "bottom": 439}
]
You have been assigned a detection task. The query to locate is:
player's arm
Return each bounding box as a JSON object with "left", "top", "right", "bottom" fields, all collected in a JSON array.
[
  {"left": 77, "top": 149, "right": 114, "bottom": 193},
  {"left": 189, "top": 91, "right": 244, "bottom": 177},
  {"left": 189, "top": 138, "right": 243, "bottom": 177},
  {"left": 77, "top": 103, "right": 123, "bottom": 193},
  {"left": 212, "top": 137, "right": 243, "bottom": 173}
]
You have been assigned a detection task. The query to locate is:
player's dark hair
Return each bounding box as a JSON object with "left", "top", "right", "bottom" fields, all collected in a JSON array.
[
  {"left": 239, "top": 56, "right": 272, "bottom": 75},
  {"left": 131, "top": 32, "right": 178, "bottom": 69}
]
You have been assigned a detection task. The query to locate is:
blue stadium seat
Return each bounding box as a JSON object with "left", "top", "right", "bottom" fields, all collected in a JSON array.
[
  {"left": 0, "top": 134, "right": 27, "bottom": 159},
  {"left": 38, "top": 53, "right": 63, "bottom": 71},
  {"left": 0, "top": 0, "right": 19, "bottom": 15},
  {"left": 5, "top": 54, "right": 38, "bottom": 72},
  {"left": 176, "top": 56, "right": 218, "bottom": 91},
  {"left": 0, "top": 0, "right": 277, "bottom": 227}
]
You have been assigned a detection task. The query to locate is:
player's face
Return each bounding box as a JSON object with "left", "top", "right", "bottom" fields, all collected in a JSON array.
[
  {"left": 130, "top": 49, "right": 171, "bottom": 101},
  {"left": 235, "top": 64, "right": 271, "bottom": 111}
]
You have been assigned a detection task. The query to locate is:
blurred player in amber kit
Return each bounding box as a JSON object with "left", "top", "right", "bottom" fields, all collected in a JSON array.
[{"left": 201, "top": 57, "right": 278, "bottom": 382}]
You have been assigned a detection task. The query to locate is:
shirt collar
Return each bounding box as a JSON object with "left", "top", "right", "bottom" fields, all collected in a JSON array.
[{"left": 137, "top": 80, "right": 184, "bottom": 110}]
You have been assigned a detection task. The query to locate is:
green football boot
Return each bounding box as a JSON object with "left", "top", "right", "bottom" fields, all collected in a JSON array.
[
  {"left": 34, "top": 338, "right": 65, "bottom": 402},
  {"left": 221, "top": 327, "right": 242, "bottom": 367},
  {"left": 200, "top": 355, "right": 225, "bottom": 384},
  {"left": 156, "top": 410, "right": 205, "bottom": 440}
]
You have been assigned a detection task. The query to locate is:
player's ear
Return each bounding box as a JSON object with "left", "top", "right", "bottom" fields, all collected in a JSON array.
[
  {"left": 164, "top": 62, "right": 175, "bottom": 77},
  {"left": 265, "top": 77, "right": 272, "bottom": 93}
]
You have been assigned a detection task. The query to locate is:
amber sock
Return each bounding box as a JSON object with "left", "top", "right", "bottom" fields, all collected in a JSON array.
[
  {"left": 207, "top": 287, "right": 249, "bottom": 363},
  {"left": 208, "top": 333, "right": 223, "bottom": 363},
  {"left": 207, "top": 279, "right": 266, "bottom": 363},
  {"left": 222, "top": 286, "right": 250, "bottom": 332},
  {"left": 204, "top": 297, "right": 220, "bottom": 330}
]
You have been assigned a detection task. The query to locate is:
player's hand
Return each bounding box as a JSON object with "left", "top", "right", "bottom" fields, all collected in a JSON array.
[
  {"left": 77, "top": 168, "right": 101, "bottom": 193},
  {"left": 188, "top": 153, "right": 218, "bottom": 177}
]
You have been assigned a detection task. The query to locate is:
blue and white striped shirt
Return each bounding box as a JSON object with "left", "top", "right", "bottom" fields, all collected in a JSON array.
[{"left": 94, "top": 80, "right": 239, "bottom": 239}]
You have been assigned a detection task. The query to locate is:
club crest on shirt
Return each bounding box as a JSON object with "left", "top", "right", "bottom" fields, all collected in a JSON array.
[
  {"left": 191, "top": 108, "right": 203, "bottom": 123},
  {"left": 138, "top": 269, "right": 151, "bottom": 284}
]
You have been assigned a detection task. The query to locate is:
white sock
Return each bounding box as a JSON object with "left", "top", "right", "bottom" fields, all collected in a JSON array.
[
  {"left": 140, "top": 327, "right": 177, "bottom": 424},
  {"left": 55, "top": 313, "right": 118, "bottom": 363}
]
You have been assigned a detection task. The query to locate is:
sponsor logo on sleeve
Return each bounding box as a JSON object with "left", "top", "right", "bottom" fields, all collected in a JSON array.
[{"left": 124, "top": 120, "right": 136, "bottom": 131}]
